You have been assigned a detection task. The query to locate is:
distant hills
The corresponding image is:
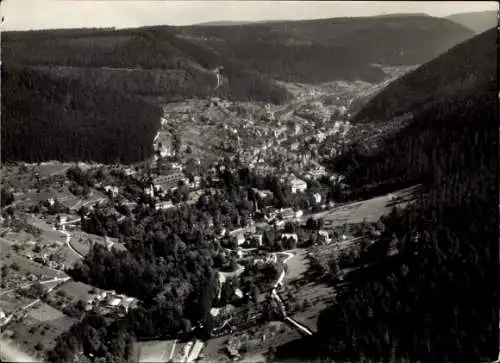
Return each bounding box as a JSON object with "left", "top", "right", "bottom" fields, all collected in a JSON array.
[
  {"left": 192, "top": 20, "right": 255, "bottom": 26},
  {"left": 3, "top": 14, "right": 475, "bottom": 102},
  {"left": 353, "top": 27, "right": 497, "bottom": 123},
  {"left": 179, "top": 14, "right": 474, "bottom": 84},
  {"left": 446, "top": 10, "right": 498, "bottom": 34}
]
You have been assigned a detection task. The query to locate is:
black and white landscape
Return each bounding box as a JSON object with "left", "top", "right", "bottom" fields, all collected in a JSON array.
[{"left": 0, "top": 2, "right": 498, "bottom": 363}]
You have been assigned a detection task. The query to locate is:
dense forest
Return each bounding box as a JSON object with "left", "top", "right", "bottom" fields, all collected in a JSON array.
[
  {"left": 3, "top": 27, "right": 291, "bottom": 104},
  {"left": 1, "top": 66, "right": 161, "bottom": 164},
  {"left": 354, "top": 27, "right": 497, "bottom": 122},
  {"left": 300, "top": 31, "right": 498, "bottom": 362}
]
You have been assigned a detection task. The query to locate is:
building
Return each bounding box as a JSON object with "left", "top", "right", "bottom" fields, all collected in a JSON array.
[
  {"left": 0, "top": 309, "right": 12, "bottom": 327},
  {"left": 266, "top": 253, "right": 278, "bottom": 264},
  {"left": 252, "top": 188, "right": 274, "bottom": 200},
  {"left": 318, "top": 230, "right": 331, "bottom": 244},
  {"left": 56, "top": 215, "right": 68, "bottom": 231},
  {"left": 316, "top": 132, "right": 326, "bottom": 143},
  {"left": 124, "top": 168, "right": 136, "bottom": 176},
  {"left": 153, "top": 172, "right": 185, "bottom": 192},
  {"left": 248, "top": 233, "right": 263, "bottom": 247},
  {"left": 190, "top": 176, "right": 202, "bottom": 189},
  {"left": 275, "top": 220, "right": 285, "bottom": 229},
  {"left": 107, "top": 297, "right": 122, "bottom": 308},
  {"left": 289, "top": 175, "right": 307, "bottom": 194},
  {"left": 233, "top": 232, "right": 246, "bottom": 246},
  {"left": 122, "top": 297, "right": 138, "bottom": 312},
  {"left": 234, "top": 288, "right": 244, "bottom": 300},
  {"left": 216, "top": 272, "right": 226, "bottom": 300},
  {"left": 313, "top": 193, "right": 322, "bottom": 205},
  {"left": 104, "top": 185, "right": 119, "bottom": 197},
  {"left": 153, "top": 132, "right": 173, "bottom": 158},
  {"left": 279, "top": 208, "right": 295, "bottom": 221},
  {"left": 155, "top": 201, "right": 173, "bottom": 210},
  {"left": 273, "top": 126, "right": 288, "bottom": 139}
]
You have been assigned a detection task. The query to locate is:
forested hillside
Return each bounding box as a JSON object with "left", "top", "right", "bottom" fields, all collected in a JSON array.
[
  {"left": 1, "top": 66, "right": 161, "bottom": 164},
  {"left": 2, "top": 27, "right": 291, "bottom": 104},
  {"left": 353, "top": 27, "right": 497, "bottom": 122},
  {"left": 304, "top": 30, "right": 498, "bottom": 363},
  {"left": 178, "top": 14, "right": 474, "bottom": 83}
]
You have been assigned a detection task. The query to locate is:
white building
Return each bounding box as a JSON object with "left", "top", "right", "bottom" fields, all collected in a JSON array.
[
  {"left": 104, "top": 185, "right": 119, "bottom": 197},
  {"left": 313, "top": 193, "right": 322, "bottom": 205},
  {"left": 216, "top": 272, "right": 226, "bottom": 300},
  {"left": 155, "top": 201, "right": 173, "bottom": 210},
  {"left": 318, "top": 230, "right": 331, "bottom": 244},
  {"left": 289, "top": 175, "right": 307, "bottom": 194},
  {"left": 229, "top": 228, "right": 247, "bottom": 246},
  {"left": 235, "top": 234, "right": 245, "bottom": 246}
]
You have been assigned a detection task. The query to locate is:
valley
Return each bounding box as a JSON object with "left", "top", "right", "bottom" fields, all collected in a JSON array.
[{"left": 0, "top": 5, "right": 497, "bottom": 363}]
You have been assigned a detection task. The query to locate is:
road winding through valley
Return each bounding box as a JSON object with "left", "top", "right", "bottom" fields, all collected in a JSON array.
[{"left": 271, "top": 251, "right": 314, "bottom": 336}]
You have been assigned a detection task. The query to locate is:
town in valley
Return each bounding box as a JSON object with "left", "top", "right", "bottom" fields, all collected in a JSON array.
[{"left": 0, "top": 2, "right": 498, "bottom": 363}]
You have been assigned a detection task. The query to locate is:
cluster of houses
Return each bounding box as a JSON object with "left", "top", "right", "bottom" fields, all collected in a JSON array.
[{"left": 85, "top": 290, "right": 138, "bottom": 316}]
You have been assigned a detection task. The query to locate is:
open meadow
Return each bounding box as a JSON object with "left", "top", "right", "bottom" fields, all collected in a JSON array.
[{"left": 4, "top": 302, "right": 76, "bottom": 358}]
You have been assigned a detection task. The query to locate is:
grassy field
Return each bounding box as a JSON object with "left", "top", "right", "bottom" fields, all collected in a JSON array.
[
  {"left": 1, "top": 230, "right": 39, "bottom": 245},
  {"left": 55, "top": 245, "right": 84, "bottom": 266},
  {"left": 69, "top": 231, "right": 126, "bottom": 257},
  {"left": 282, "top": 249, "right": 309, "bottom": 283},
  {"left": 134, "top": 339, "right": 177, "bottom": 362},
  {"left": 316, "top": 185, "right": 419, "bottom": 228},
  {"left": 0, "top": 292, "right": 37, "bottom": 314},
  {"left": 1, "top": 166, "right": 38, "bottom": 191},
  {"left": 0, "top": 241, "right": 61, "bottom": 279},
  {"left": 25, "top": 215, "right": 67, "bottom": 243},
  {"left": 288, "top": 281, "right": 336, "bottom": 331},
  {"left": 68, "top": 230, "right": 106, "bottom": 255},
  {"left": 201, "top": 321, "right": 301, "bottom": 363},
  {"left": 53, "top": 280, "right": 100, "bottom": 303},
  {"left": 6, "top": 302, "right": 76, "bottom": 358},
  {"left": 32, "top": 163, "right": 73, "bottom": 178}
]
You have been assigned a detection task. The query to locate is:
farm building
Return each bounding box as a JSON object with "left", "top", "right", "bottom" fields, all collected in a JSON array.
[
  {"left": 153, "top": 173, "right": 186, "bottom": 192},
  {"left": 289, "top": 175, "right": 307, "bottom": 194},
  {"left": 318, "top": 230, "right": 331, "bottom": 244}
]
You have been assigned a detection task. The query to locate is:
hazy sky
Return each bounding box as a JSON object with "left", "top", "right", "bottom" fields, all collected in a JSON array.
[{"left": 2, "top": 1, "right": 498, "bottom": 31}]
